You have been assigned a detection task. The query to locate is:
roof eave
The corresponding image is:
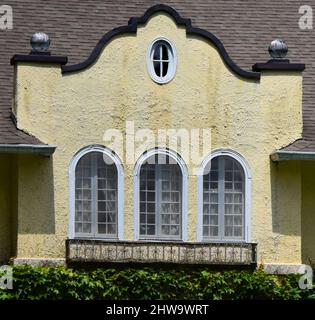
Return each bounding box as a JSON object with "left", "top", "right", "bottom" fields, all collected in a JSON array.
[
  {"left": 0, "top": 144, "right": 57, "bottom": 156},
  {"left": 270, "top": 150, "right": 315, "bottom": 161}
]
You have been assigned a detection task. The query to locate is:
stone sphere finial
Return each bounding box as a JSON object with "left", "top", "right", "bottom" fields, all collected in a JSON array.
[
  {"left": 30, "top": 32, "right": 50, "bottom": 53},
  {"left": 268, "top": 39, "right": 288, "bottom": 59}
]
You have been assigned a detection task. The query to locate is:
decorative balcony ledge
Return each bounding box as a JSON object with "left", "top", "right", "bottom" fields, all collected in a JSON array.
[{"left": 66, "top": 240, "right": 257, "bottom": 266}]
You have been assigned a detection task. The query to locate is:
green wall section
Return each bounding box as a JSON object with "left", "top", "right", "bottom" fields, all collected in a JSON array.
[
  {"left": 302, "top": 161, "right": 315, "bottom": 265},
  {"left": 0, "top": 155, "right": 13, "bottom": 263}
]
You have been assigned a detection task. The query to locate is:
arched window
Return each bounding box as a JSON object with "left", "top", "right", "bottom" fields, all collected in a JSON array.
[
  {"left": 197, "top": 150, "right": 251, "bottom": 242},
  {"left": 69, "top": 146, "right": 124, "bottom": 239},
  {"left": 147, "top": 38, "right": 177, "bottom": 84},
  {"left": 134, "top": 148, "right": 188, "bottom": 241}
]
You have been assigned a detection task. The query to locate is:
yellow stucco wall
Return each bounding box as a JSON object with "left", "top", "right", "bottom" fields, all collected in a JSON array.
[
  {"left": 13, "top": 13, "right": 303, "bottom": 264},
  {"left": 302, "top": 161, "right": 315, "bottom": 265}
]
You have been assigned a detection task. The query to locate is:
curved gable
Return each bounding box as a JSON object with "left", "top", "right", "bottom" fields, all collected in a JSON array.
[{"left": 62, "top": 4, "right": 260, "bottom": 80}]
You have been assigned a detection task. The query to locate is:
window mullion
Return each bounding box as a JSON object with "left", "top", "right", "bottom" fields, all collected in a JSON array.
[
  {"left": 92, "top": 153, "right": 98, "bottom": 238},
  {"left": 218, "top": 157, "right": 225, "bottom": 241},
  {"left": 160, "top": 45, "right": 163, "bottom": 77},
  {"left": 156, "top": 163, "right": 161, "bottom": 238}
]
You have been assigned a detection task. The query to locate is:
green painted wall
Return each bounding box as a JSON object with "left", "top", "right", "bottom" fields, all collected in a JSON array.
[
  {"left": 302, "top": 161, "right": 315, "bottom": 265},
  {"left": 0, "top": 155, "right": 14, "bottom": 263}
]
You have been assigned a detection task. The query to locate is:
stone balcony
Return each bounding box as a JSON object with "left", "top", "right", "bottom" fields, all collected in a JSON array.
[{"left": 66, "top": 240, "right": 257, "bottom": 266}]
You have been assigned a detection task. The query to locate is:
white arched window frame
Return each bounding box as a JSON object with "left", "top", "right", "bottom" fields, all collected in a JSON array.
[
  {"left": 68, "top": 145, "right": 124, "bottom": 240},
  {"left": 134, "top": 148, "right": 188, "bottom": 241},
  {"left": 197, "top": 149, "right": 251, "bottom": 243},
  {"left": 147, "top": 37, "right": 177, "bottom": 84}
]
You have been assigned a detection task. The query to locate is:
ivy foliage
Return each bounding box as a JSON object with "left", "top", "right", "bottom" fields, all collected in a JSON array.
[{"left": 0, "top": 265, "right": 313, "bottom": 300}]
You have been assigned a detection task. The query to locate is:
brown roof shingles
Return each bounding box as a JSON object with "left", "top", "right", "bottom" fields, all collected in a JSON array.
[{"left": 0, "top": 0, "right": 314, "bottom": 149}]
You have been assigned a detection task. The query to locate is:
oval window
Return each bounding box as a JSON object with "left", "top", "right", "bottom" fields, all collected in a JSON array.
[{"left": 147, "top": 38, "right": 176, "bottom": 84}]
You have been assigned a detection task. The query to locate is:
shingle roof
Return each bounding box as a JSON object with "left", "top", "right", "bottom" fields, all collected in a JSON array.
[{"left": 1, "top": 0, "right": 313, "bottom": 149}]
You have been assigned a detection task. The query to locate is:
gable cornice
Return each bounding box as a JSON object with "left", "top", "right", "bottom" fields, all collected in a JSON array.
[{"left": 61, "top": 4, "right": 260, "bottom": 80}]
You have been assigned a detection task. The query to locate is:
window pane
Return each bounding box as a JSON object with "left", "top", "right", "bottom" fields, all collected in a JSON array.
[
  {"left": 203, "top": 155, "right": 245, "bottom": 240},
  {"left": 147, "top": 214, "right": 155, "bottom": 224},
  {"left": 234, "top": 204, "right": 242, "bottom": 215},
  {"left": 225, "top": 171, "right": 232, "bottom": 181},
  {"left": 223, "top": 156, "right": 245, "bottom": 239},
  {"left": 170, "top": 225, "right": 179, "bottom": 235},
  {"left": 225, "top": 216, "right": 233, "bottom": 226},
  {"left": 75, "top": 151, "right": 118, "bottom": 238},
  {"left": 161, "top": 203, "right": 170, "bottom": 213},
  {"left": 94, "top": 153, "right": 118, "bottom": 237},
  {"left": 161, "top": 192, "right": 170, "bottom": 202},
  {"left": 98, "top": 201, "right": 106, "bottom": 211},
  {"left": 210, "top": 182, "right": 218, "bottom": 191},
  {"left": 162, "top": 44, "right": 168, "bottom": 60},
  {"left": 234, "top": 182, "right": 242, "bottom": 192},
  {"left": 140, "top": 164, "right": 156, "bottom": 237},
  {"left": 234, "top": 226, "right": 242, "bottom": 237},
  {"left": 149, "top": 40, "right": 176, "bottom": 83},
  {"left": 210, "top": 157, "right": 218, "bottom": 170},
  {"left": 140, "top": 224, "right": 146, "bottom": 235},
  {"left": 139, "top": 157, "right": 182, "bottom": 239},
  {"left": 210, "top": 226, "right": 218, "bottom": 237},
  {"left": 83, "top": 212, "right": 91, "bottom": 222},
  {"left": 75, "top": 223, "right": 82, "bottom": 233},
  {"left": 107, "top": 212, "right": 116, "bottom": 223},
  {"left": 98, "top": 224, "right": 106, "bottom": 234},
  {"left": 161, "top": 225, "right": 170, "bottom": 235},
  {"left": 75, "top": 153, "right": 94, "bottom": 236},
  {"left": 161, "top": 214, "right": 170, "bottom": 224},
  {"left": 225, "top": 193, "right": 233, "bottom": 204},
  {"left": 225, "top": 158, "right": 233, "bottom": 170},
  {"left": 234, "top": 193, "right": 242, "bottom": 204},
  {"left": 147, "top": 225, "right": 155, "bottom": 235},
  {"left": 210, "top": 204, "right": 218, "bottom": 214},
  {"left": 147, "top": 203, "right": 155, "bottom": 212},
  {"left": 140, "top": 191, "right": 146, "bottom": 201},
  {"left": 210, "top": 193, "right": 218, "bottom": 203},
  {"left": 98, "top": 212, "right": 106, "bottom": 223},
  {"left": 234, "top": 215, "right": 242, "bottom": 226},
  {"left": 82, "top": 223, "right": 91, "bottom": 234},
  {"left": 153, "top": 45, "right": 160, "bottom": 60},
  {"left": 170, "top": 214, "right": 179, "bottom": 224},
  {"left": 107, "top": 224, "right": 116, "bottom": 234},
  {"left": 154, "top": 61, "right": 161, "bottom": 77},
  {"left": 225, "top": 226, "right": 233, "bottom": 237},
  {"left": 162, "top": 181, "right": 170, "bottom": 190},
  {"left": 210, "top": 215, "right": 218, "bottom": 226},
  {"left": 162, "top": 62, "right": 168, "bottom": 77},
  {"left": 203, "top": 226, "right": 209, "bottom": 237}
]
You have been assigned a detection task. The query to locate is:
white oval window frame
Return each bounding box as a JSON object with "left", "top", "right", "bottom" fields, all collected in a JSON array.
[{"left": 147, "top": 37, "right": 177, "bottom": 84}]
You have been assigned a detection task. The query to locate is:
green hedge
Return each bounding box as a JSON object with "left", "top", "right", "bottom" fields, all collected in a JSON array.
[{"left": 0, "top": 265, "right": 313, "bottom": 300}]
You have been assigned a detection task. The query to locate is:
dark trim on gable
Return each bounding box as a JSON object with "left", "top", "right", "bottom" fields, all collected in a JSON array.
[
  {"left": 61, "top": 4, "right": 260, "bottom": 80},
  {"left": 252, "top": 60, "right": 305, "bottom": 72},
  {"left": 11, "top": 54, "right": 68, "bottom": 65}
]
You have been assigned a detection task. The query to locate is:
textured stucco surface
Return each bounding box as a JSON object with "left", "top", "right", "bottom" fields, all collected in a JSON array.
[{"left": 13, "top": 13, "right": 303, "bottom": 264}]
